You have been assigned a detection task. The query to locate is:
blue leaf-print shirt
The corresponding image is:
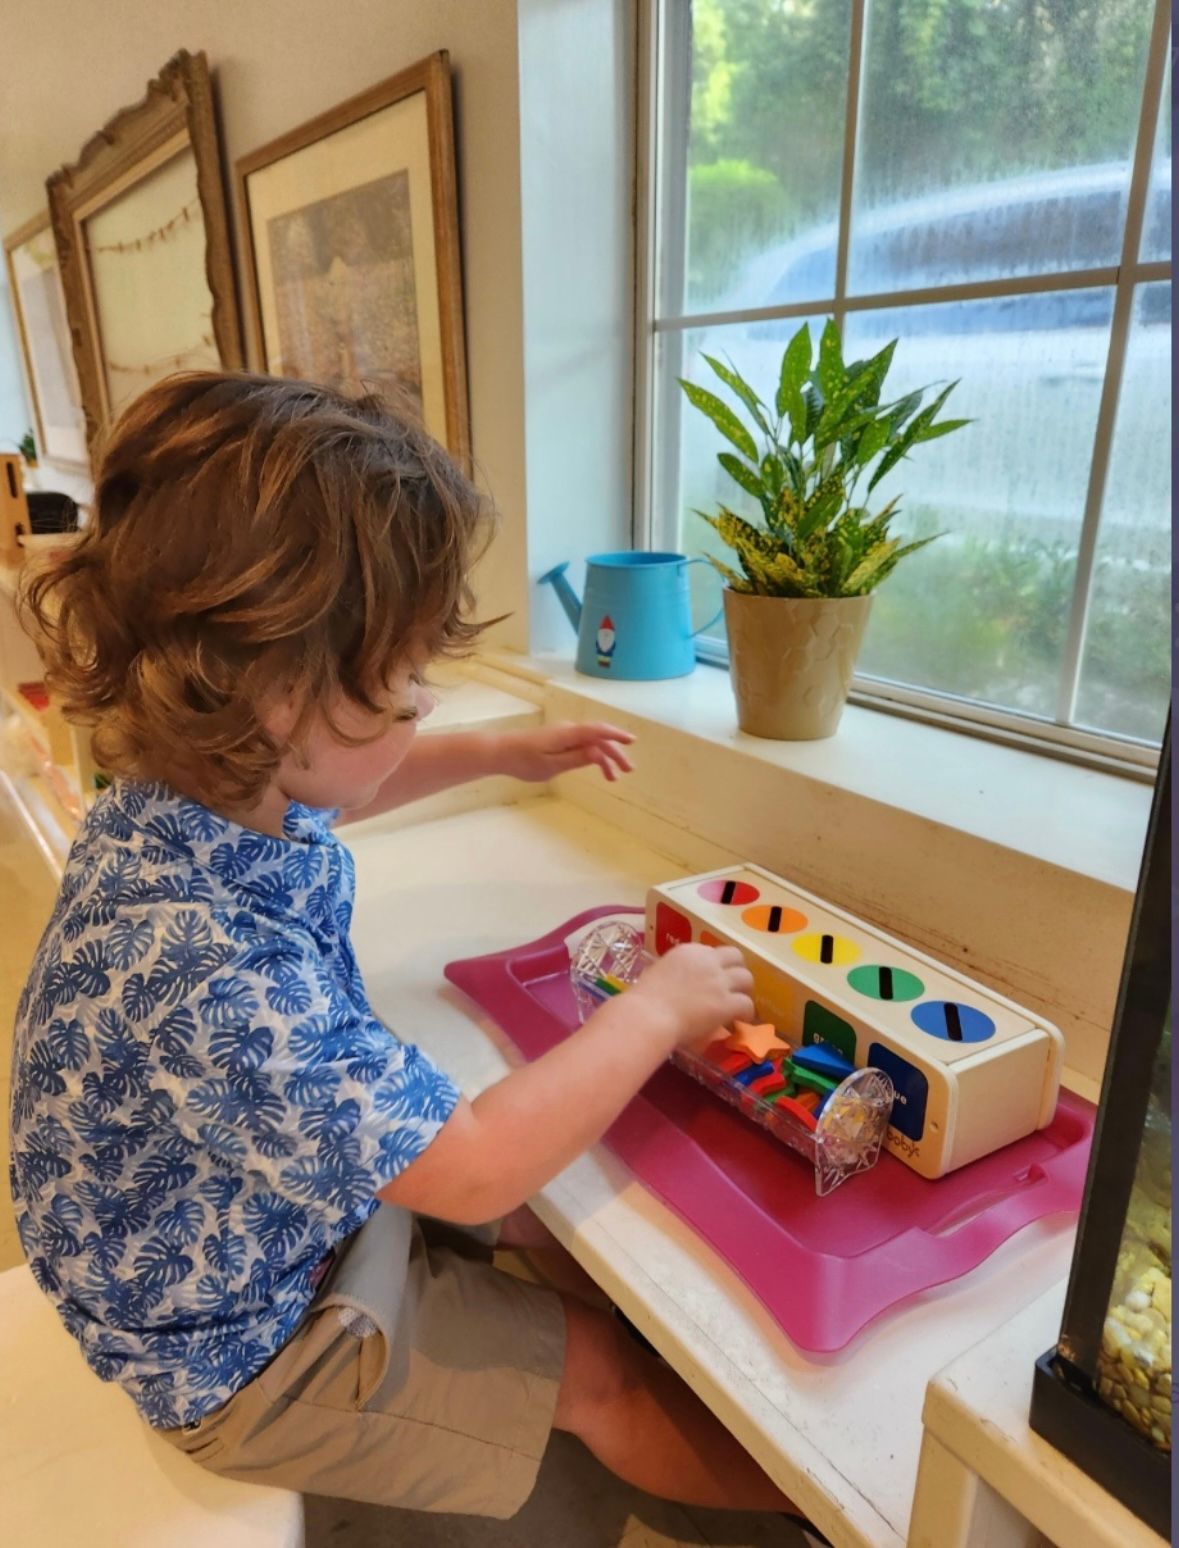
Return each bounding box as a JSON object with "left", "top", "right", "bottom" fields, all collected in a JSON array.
[{"left": 9, "top": 779, "right": 459, "bottom": 1429}]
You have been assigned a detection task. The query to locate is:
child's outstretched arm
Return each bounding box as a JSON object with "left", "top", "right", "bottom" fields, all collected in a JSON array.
[
  {"left": 342, "top": 722, "right": 635, "bottom": 822},
  {"left": 378, "top": 944, "right": 752, "bottom": 1224}
]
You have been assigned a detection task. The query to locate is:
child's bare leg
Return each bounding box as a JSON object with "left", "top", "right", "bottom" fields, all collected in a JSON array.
[
  {"left": 496, "top": 1207, "right": 608, "bottom": 1302},
  {"left": 553, "top": 1295, "right": 800, "bottom": 1514},
  {"left": 496, "top": 1204, "right": 564, "bottom": 1251}
]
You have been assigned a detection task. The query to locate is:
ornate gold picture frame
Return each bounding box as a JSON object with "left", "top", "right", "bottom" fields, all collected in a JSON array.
[
  {"left": 47, "top": 49, "right": 242, "bottom": 466},
  {"left": 3, "top": 210, "right": 88, "bottom": 471},
  {"left": 236, "top": 52, "right": 469, "bottom": 463}
]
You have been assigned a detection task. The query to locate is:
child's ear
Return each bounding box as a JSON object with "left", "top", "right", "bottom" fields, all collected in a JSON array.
[{"left": 259, "top": 683, "right": 302, "bottom": 743}]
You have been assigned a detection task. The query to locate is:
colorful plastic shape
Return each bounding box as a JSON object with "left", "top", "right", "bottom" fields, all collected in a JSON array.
[
  {"left": 729, "top": 1021, "right": 788, "bottom": 1061},
  {"left": 791, "top": 1043, "right": 855, "bottom": 1081}
]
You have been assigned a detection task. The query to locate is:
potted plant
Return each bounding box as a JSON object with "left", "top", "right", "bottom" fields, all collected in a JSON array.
[
  {"left": 680, "top": 319, "right": 968, "bottom": 739},
  {"left": 19, "top": 430, "right": 37, "bottom": 468}
]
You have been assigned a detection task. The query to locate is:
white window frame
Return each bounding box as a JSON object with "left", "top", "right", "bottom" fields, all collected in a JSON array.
[{"left": 634, "top": 0, "right": 1172, "bottom": 779}]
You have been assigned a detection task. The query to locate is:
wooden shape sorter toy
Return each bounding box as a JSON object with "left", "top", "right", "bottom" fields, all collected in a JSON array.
[{"left": 646, "top": 865, "right": 1065, "bottom": 1180}]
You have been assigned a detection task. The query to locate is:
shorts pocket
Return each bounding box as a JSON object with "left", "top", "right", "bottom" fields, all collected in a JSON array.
[
  {"left": 257, "top": 1302, "right": 386, "bottom": 1411},
  {"left": 176, "top": 1430, "right": 227, "bottom": 1466},
  {"left": 255, "top": 1309, "right": 330, "bottom": 1403}
]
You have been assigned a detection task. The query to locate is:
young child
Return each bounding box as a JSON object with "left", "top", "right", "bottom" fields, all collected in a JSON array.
[{"left": 10, "top": 372, "right": 806, "bottom": 1527}]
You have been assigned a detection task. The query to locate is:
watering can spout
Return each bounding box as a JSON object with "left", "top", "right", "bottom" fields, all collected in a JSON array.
[{"left": 538, "top": 561, "right": 582, "bottom": 631}]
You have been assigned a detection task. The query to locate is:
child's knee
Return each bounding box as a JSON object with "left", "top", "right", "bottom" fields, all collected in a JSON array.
[{"left": 554, "top": 1298, "right": 648, "bottom": 1433}]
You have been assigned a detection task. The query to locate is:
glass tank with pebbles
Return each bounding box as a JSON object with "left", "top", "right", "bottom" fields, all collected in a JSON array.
[
  {"left": 1030, "top": 725, "right": 1171, "bottom": 1538},
  {"left": 1096, "top": 1014, "right": 1171, "bottom": 1452}
]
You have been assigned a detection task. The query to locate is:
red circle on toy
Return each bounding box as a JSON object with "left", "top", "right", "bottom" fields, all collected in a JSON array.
[{"left": 699, "top": 878, "right": 760, "bottom": 905}]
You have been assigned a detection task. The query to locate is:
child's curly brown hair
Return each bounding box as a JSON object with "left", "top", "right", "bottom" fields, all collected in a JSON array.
[{"left": 20, "top": 371, "right": 495, "bottom": 809}]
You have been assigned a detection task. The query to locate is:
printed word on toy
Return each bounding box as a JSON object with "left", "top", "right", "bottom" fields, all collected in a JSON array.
[{"left": 646, "top": 866, "right": 1064, "bottom": 1179}]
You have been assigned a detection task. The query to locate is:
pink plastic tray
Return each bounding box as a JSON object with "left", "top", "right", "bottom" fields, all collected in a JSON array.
[{"left": 445, "top": 906, "right": 1094, "bottom": 1351}]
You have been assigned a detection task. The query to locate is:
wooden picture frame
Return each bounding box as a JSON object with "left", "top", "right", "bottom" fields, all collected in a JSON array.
[
  {"left": 47, "top": 49, "right": 242, "bottom": 466},
  {"left": 236, "top": 52, "right": 469, "bottom": 464},
  {"left": 3, "top": 211, "right": 88, "bottom": 471}
]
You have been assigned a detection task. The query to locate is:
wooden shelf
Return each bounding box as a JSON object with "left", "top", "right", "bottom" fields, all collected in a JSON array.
[
  {"left": 1, "top": 681, "right": 73, "bottom": 766},
  {"left": 0, "top": 562, "right": 97, "bottom": 845}
]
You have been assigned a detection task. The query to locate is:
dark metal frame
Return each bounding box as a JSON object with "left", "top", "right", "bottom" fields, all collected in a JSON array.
[{"left": 1029, "top": 719, "right": 1171, "bottom": 1537}]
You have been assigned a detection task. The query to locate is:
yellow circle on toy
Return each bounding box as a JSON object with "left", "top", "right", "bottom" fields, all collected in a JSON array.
[{"left": 792, "top": 931, "right": 861, "bottom": 966}]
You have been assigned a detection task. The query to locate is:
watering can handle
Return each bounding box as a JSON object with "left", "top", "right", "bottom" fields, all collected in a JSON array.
[{"left": 683, "top": 556, "right": 725, "bottom": 636}]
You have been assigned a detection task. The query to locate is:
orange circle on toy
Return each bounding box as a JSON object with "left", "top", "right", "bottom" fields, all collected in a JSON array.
[{"left": 741, "top": 902, "right": 807, "bottom": 934}]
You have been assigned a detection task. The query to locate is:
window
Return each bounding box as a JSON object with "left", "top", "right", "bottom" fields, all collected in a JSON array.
[{"left": 639, "top": 0, "right": 1171, "bottom": 766}]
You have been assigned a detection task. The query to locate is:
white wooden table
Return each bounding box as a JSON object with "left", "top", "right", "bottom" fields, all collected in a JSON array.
[
  {"left": 346, "top": 797, "right": 1080, "bottom": 1548},
  {"left": 909, "top": 1283, "right": 1167, "bottom": 1548}
]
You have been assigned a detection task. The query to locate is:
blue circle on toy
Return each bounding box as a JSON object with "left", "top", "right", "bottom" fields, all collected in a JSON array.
[{"left": 911, "top": 1000, "right": 996, "bottom": 1043}]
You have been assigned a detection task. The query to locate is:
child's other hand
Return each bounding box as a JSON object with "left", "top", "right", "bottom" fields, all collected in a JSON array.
[
  {"left": 630, "top": 944, "right": 754, "bottom": 1050},
  {"left": 497, "top": 722, "right": 636, "bottom": 783}
]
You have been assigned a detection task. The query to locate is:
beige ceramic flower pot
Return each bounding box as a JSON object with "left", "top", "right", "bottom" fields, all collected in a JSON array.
[{"left": 723, "top": 589, "right": 873, "bottom": 740}]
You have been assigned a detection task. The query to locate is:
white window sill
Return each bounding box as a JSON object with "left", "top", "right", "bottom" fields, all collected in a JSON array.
[
  {"left": 466, "top": 648, "right": 1152, "bottom": 1098},
  {"left": 474, "top": 650, "right": 1150, "bottom": 891}
]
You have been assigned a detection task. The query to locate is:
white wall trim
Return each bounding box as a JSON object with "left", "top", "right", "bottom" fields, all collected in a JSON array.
[{"left": 515, "top": 0, "right": 637, "bottom": 654}]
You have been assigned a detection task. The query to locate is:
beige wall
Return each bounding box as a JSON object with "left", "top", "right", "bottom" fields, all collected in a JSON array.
[{"left": 0, "top": 0, "right": 529, "bottom": 643}]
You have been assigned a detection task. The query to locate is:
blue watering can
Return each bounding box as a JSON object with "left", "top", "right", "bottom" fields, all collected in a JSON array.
[{"left": 539, "top": 551, "right": 723, "bottom": 680}]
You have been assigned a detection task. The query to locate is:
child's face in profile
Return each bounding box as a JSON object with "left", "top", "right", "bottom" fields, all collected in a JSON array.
[{"left": 271, "top": 662, "right": 437, "bottom": 814}]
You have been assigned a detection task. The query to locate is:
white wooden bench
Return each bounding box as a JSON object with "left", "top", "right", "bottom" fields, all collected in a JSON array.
[{"left": 1, "top": 1265, "right": 304, "bottom": 1548}]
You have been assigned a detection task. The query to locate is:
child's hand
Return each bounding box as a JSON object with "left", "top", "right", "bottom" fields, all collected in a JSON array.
[
  {"left": 496, "top": 722, "right": 636, "bottom": 783},
  {"left": 629, "top": 944, "right": 754, "bottom": 1050}
]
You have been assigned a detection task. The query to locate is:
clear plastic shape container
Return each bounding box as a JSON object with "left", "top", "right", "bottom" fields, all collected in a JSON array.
[{"left": 570, "top": 921, "right": 895, "bottom": 1197}]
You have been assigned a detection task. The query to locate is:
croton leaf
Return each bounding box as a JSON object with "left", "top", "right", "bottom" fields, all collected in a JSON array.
[
  {"left": 854, "top": 414, "right": 893, "bottom": 466},
  {"left": 776, "top": 323, "right": 812, "bottom": 432},
  {"left": 711, "top": 508, "right": 779, "bottom": 563},
  {"left": 678, "top": 380, "right": 759, "bottom": 462},
  {"left": 868, "top": 382, "right": 960, "bottom": 493},
  {"left": 803, "top": 383, "right": 824, "bottom": 439},
  {"left": 703, "top": 354, "right": 770, "bottom": 435},
  {"left": 701, "top": 551, "right": 750, "bottom": 592},
  {"left": 718, "top": 452, "right": 769, "bottom": 508},
  {"left": 760, "top": 452, "right": 785, "bottom": 500},
  {"left": 796, "top": 473, "right": 845, "bottom": 541},
  {"left": 774, "top": 483, "right": 802, "bottom": 537},
  {"left": 912, "top": 415, "right": 972, "bottom": 444},
  {"left": 844, "top": 539, "right": 901, "bottom": 595},
  {"left": 761, "top": 550, "right": 824, "bottom": 598},
  {"left": 816, "top": 319, "right": 847, "bottom": 402},
  {"left": 850, "top": 339, "right": 897, "bottom": 410}
]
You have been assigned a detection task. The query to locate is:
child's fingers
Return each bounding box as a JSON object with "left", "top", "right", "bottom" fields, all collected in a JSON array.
[
  {"left": 591, "top": 748, "right": 619, "bottom": 782},
  {"left": 552, "top": 745, "right": 617, "bottom": 781},
  {"left": 598, "top": 741, "right": 634, "bottom": 775},
  {"left": 593, "top": 741, "right": 636, "bottom": 779},
  {"left": 578, "top": 720, "right": 635, "bottom": 745}
]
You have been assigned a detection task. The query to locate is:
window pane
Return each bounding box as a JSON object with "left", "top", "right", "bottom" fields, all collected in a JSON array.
[
  {"left": 1142, "top": 57, "right": 1171, "bottom": 262},
  {"left": 1075, "top": 284, "right": 1171, "bottom": 742},
  {"left": 682, "top": 0, "right": 852, "bottom": 312},
  {"left": 850, "top": 0, "right": 1156, "bottom": 292},
  {"left": 846, "top": 292, "right": 1114, "bottom": 719}
]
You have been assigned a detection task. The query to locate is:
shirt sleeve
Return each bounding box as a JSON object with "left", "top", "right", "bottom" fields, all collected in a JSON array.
[{"left": 148, "top": 939, "right": 460, "bottom": 1229}]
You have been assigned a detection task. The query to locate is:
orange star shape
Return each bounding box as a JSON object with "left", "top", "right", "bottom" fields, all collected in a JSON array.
[{"left": 728, "top": 1020, "right": 790, "bottom": 1061}]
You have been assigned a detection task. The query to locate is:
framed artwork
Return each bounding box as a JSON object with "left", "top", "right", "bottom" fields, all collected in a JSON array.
[
  {"left": 236, "top": 52, "right": 469, "bottom": 463},
  {"left": 47, "top": 49, "right": 242, "bottom": 465},
  {"left": 3, "top": 212, "right": 88, "bottom": 470}
]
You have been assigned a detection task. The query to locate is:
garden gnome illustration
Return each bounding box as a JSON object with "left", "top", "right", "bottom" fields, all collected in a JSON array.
[{"left": 596, "top": 614, "right": 616, "bottom": 669}]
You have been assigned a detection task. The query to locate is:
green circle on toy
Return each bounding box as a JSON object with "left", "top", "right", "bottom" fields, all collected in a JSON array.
[{"left": 847, "top": 964, "right": 925, "bottom": 1002}]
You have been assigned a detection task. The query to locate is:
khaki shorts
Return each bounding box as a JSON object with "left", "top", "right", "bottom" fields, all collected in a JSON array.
[{"left": 161, "top": 1205, "right": 567, "bottom": 1519}]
